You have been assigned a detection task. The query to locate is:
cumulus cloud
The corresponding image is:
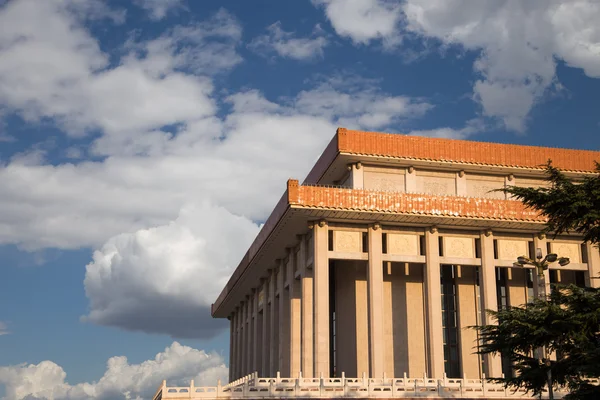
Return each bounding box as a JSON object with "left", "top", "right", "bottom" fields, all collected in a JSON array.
[
  {"left": 312, "top": 0, "right": 403, "bottom": 45},
  {"left": 0, "top": 0, "right": 436, "bottom": 338},
  {"left": 0, "top": 78, "right": 429, "bottom": 336},
  {"left": 125, "top": 8, "right": 243, "bottom": 75},
  {"left": 0, "top": 1, "right": 240, "bottom": 137},
  {"left": 249, "top": 22, "right": 328, "bottom": 60},
  {"left": 293, "top": 75, "right": 433, "bottom": 129},
  {"left": 402, "top": 0, "right": 600, "bottom": 131},
  {"left": 133, "top": 0, "right": 186, "bottom": 20},
  {"left": 0, "top": 342, "right": 228, "bottom": 400},
  {"left": 313, "top": 0, "right": 600, "bottom": 132},
  {"left": 82, "top": 203, "right": 260, "bottom": 338}
]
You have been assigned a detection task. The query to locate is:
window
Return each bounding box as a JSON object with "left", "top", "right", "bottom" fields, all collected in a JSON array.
[
  {"left": 495, "top": 267, "right": 512, "bottom": 377},
  {"left": 441, "top": 265, "right": 460, "bottom": 378}
]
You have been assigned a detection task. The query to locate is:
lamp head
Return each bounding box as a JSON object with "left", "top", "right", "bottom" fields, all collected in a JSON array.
[
  {"left": 558, "top": 257, "right": 570, "bottom": 266},
  {"left": 536, "top": 248, "right": 543, "bottom": 260},
  {"left": 517, "top": 256, "right": 528, "bottom": 265},
  {"left": 546, "top": 253, "right": 558, "bottom": 263}
]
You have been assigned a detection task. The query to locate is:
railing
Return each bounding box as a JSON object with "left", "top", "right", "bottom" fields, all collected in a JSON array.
[{"left": 154, "top": 372, "right": 600, "bottom": 399}]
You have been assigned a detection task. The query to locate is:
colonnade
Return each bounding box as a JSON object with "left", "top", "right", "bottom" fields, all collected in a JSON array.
[{"left": 228, "top": 222, "right": 600, "bottom": 382}]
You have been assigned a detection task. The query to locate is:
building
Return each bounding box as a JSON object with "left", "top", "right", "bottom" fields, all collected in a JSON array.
[
  {"left": 212, "top": 127, "right": 600, "bottom": 382},
  {"left": 154, "top": 128, "right": 600, "bottom": 399}
]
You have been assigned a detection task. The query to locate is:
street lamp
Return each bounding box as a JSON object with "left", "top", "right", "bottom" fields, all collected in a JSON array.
[{"left": 513, "top": 248, "right": 570, "bottom": 400}]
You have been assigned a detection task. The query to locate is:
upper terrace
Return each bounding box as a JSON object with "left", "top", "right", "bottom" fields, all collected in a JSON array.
[{"left": 306, "top": 128, "right": 600, "bottom": 186}]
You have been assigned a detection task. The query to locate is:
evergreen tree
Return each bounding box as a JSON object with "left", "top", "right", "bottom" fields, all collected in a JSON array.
[
  {"left": 477, "top": 285, "right": 600, "bottom": 399},
  {"left": 475, "top": 161, "right": 600, "bottom": 399},
  {"left": 503, "top": 161, "right": 600, "bottom": 245}
]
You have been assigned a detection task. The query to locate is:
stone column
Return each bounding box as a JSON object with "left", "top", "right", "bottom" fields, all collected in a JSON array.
[
  {"left": 278, "top": 259, "right": 290, "bottom": 375},
  {"left": 367, "top": 224, "right": 384, "bottom": 378},
  {"left": 262, "top": 274, "right": 271, "bottom": 376},
  {"left": 253, "top": 288, "right": 261, "bottom": 375},
  {"left": 240, "top": 301, "right": 246, "bottom": 377},
  {"left": 289, "top": 270, "right": 302, "bottom": 377},
  {"left": 246, "top": 296, "right": 253, "bottom": 374},
  {"left": 455, "top": 170, "right": 467, "bottom": 196},
  {"left": 585, "top": 243, "right": 600, "bottom": 288},
  {"left": 229, "top": 314, "right": 235, "bottom": 382},
  {"left": 479, "top": 231, "right": 502, "bottom": 377},
  {"left": 405, "top": 167, "right": 417, "bottom": 192},
  {"left": 533, "top": 234, "right": 550, "bottom": 297},
  {"left": 302, "top": 268, "right": 314, "bottom": 378},
  {"left": 236, "top": 307, "right": 242, "bottom": 379},
  {"left": 350, "top": 163, "right": 364, "bottom": 189},
  {"left": 424, "top": 227, "right": 444, "bottom": 378},
  {"left": 313, "top": 220, "right": 330, "bottom": 377},
  {"left": 269, "top": 269, "right": 279, "bottom": 376}
]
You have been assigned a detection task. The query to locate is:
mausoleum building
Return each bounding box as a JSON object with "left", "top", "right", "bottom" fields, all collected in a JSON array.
[{"left": 210, "top": 128, "right": 600, "bottom": 384}]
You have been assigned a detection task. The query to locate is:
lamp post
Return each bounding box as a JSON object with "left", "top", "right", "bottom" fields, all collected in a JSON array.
[{"left": 513, "top": 248, "right": 570, "bottom": 400}]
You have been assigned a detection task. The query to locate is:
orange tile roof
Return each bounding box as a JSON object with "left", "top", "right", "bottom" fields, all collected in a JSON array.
[
  {"left": 288, "top": 180, "right": 546, "bottom": 222},
  {"left": 337, "top": 128, "right": 600, "bottom": 172}
]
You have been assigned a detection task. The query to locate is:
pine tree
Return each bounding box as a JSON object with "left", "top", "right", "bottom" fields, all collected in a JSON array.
[
  {"left": 475, "top": 161, "right": 600, "bottom": 399},
  {"left": 477, "top": 285, "right": 600, "bottom": 399},
  {"left": 503, "top": 161, "right": 600, "bottom": 245}
]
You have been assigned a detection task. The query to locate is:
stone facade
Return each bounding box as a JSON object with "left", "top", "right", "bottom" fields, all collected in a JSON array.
[{"left": 210, "top": 128, "right": 600, "bottom": 384}]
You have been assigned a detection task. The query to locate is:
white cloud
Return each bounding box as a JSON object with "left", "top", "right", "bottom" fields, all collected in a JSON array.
[
  {"left": 82, "top": 203, "right": 260, "bottom": 338},
  {"left": 312, "top": 0, "right": 403, "bottom": 45},
  {"left": 293, "top": 76, "right": 433, "bottom": 129},
  {"left": 133, "top": 0, "right": 185, "bottom": 20},
  {"left": 0, "top": 321, "right": 9, "bottom": 335},
  {"left": 0, "top": 0, "right": 435, "bottom": 338},
  {"left": 313, "top": 0, "right": 600, "bottom": 131},
  {"left": 0, "top": 2, "right": 240, "bottom": 137},
  {"left": 249, "top": 22, "right": 328, "bottom": 60},
  {"left": 402, "top": 0, "right": 600, "bottom": 131},
  {"left": 408, "top": 118, "right": 486, "bottom": 139},
  {"left": 0, "top": 80, "right": 429, "bottom": 336},
  {"left": 125, "top": 9, "right": 243, "bottom": 76},
  {"left": 63, "top": 0, "right": 127, "bottom": 24},
  {"left": 0, "top": 342, "right": 228, "bottom": 400}
]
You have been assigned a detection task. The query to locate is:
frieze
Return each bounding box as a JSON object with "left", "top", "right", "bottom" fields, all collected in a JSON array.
[
  {"left": 387, "top": 233, "right": 419, "bottom": 256},
  {"left": 419, "top": 176, "right": 455, "bottom": 195},
  {"left": 550, "top": 242, "right": 581, "bottom": 263},
  {"left": 332, "top": 230, "right": 362, "bottom": 253},
  {"left": 364, "top": 171, "right": 405, "bottom": 192},
  {"left": 467, "top": 180, "right": 506, "bottom": 199},
  {"left": 497, "top": 239, "right": 528, "bottom": 260},
  {"left": 443, "top": 237, "right": 475, "bottom": 258}
]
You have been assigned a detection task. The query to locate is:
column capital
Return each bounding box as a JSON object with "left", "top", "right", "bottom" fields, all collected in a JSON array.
[
  {"left": 483, "top": 229, "right": 493, "bottom": 237},
  {"left": 370, "top": 222, "right": 381, "bottom": 230},
  {"left": 537, "top": 232, "right": 547, "bottom": 240},
  {"left": 429, "top": 225, "right": 438, "bottom": 234},
  {"left": 307, "top": 219, "right": 328, "bottom": 229}
]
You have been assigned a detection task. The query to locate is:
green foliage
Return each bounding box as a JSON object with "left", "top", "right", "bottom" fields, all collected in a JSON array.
[
  {"left": 501, "top": 161, "right": 600, "bottom": 245},
  {"left": 476, "top": 285, "right": 600, "bottom": 399},
  {"left": 477, "top": 161, "right": 600, "bottom": 398}
]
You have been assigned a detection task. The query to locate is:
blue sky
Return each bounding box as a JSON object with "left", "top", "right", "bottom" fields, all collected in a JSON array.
[{"left": 0, "top": 0, "right": 599, "bottom": 399}]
